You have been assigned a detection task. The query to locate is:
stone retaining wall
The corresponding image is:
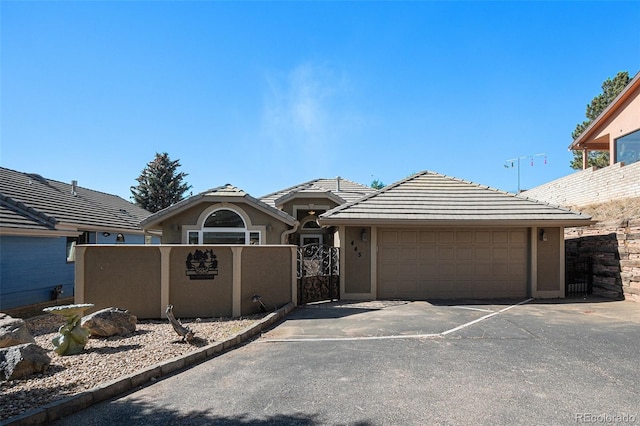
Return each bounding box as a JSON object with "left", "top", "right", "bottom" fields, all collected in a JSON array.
[
  {"left": 523, "top": 161, "right": 640, "bottom": 207},
  {"left": 566, "top": 219, "right": 640, "bottom": 301}
]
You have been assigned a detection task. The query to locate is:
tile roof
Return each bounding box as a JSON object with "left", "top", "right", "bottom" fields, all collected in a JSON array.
[
  {"left": 141, "top": 184, "right": 297, "bottom": 229},
  {"left": 0, "top": 167, "right": 152, "bottom": 232},
  {"left": 260, "top": 177, "right": 375, "bottom": 207},
  {"left": 0, "top": 202, "right": 55, "bottom": 231},
  {"left": 319, "top": 171, "right": 594, "bottom": 226}
]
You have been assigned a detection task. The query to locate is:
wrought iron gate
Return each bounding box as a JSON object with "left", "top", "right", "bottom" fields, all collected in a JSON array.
[
  {"left": 565, "top": 256, "right": 593, "bottom": 296},
  {"left": 297, "top": 244, "right": 340, "bottom": 305}
]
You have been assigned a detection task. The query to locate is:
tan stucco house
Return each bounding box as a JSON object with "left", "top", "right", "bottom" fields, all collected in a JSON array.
[
  {"left": 136, "top": 172, "right": 593, "bottom": 303},
  {"left": 570, "top": 71, "right": 640, "bottom": 170},
  {"left": 319, "top": 171, "right": 593, "bottom": 300},
  {"left": 140, "top": 177, "right": 375, "bottom": 246}
]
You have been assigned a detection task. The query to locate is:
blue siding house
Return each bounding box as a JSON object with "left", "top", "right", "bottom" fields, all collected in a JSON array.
[{"left": 0, "top": 167, "right": 159, "bottom": 311}]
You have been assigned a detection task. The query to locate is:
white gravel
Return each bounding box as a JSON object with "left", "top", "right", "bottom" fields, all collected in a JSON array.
[{"left": 0, "top": 313, "right": 264, "bottom": 422}]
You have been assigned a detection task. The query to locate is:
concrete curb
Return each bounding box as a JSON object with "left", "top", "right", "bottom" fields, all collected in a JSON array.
[{"left": 2, "top": 302, "right": 296, "bottom": 426}]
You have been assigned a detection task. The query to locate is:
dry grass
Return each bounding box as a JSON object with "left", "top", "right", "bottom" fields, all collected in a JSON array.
[{"left": 570, "top": 197, "right": 640, "bottom": 223}]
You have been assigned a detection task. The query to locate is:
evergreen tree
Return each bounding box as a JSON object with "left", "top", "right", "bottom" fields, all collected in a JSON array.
[
  {"left": 371, "top": 179, "right": 385, "bottom": 189},
  {"left": 131, "top": 152, "right": 192, "bottom": 213},
  {"left": 570, "top": 71, "right": 630, "bottom": 169}
]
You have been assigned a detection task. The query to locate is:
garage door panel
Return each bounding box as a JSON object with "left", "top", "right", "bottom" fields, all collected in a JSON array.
[
  {"left": 510, "top": 247, "right": 526, "bottom": 261},
  {"left": 400, "top": 247, "right": 417, "bottom": 261},
  {"left": 438, "top": 231, "right": 455, "bottom": 243},
  {"left": 475, "top": 248, "right": 491, "bottom": 261},
  {"left": 510, "top": 230, "right": 526, "bottom": 243},
  {"left": 378, "top": 227, "right": 528, "bottom": 299},
  {"left": 380, "top": 230, "right": 399, "bottom": 243},
  {"left": 456, "top": 247, "right": 473, "bottom": 261},
  {"left": 419, "top": 231, "right": 436, "bottom": 243},
  {"left": 475, "top": 231, "right": 491, "bottom": 243},
  {"left": 400, "top": 231, "right": 417, "bottom": 243},
  {"left": 419, "top": 247, "right": 436, "bottom": 261},
  {"left": 438, "top": 247, "right": 455, "bottom": 260},
  {"left": 493, "top": 231, "right": 509, "bottom": 243},
  {"left": 456, "top": 231, "right": 473, "bottom": 243},
  {"left": 492, "top": 247, "right": 509, "bottom": 260}
]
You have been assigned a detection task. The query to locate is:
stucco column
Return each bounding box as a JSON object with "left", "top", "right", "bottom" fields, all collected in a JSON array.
[
  {"left": 338, "top": 225, "right": 346, "bottom": 299},
  {"left": 370, "top": 226, "right": 378, "bottom": 299},
  {"left": 74, "top": 246, "right": 86, "bottom": 303},
  {"left": 582, "top": 149, "right": 588, "bottom": 170},
  {"left": 159, "top": 246, "right": 172, "bottom": 319},
  {"left": 291, "top": 246, "right": 298, "bottom": 306},
  {"left": 231, "top": 247, "right": 243, "bottom": 317},
  {"left": 530, "top": 227, "right": 538, "bottom": 297},
  {"left": 559, "top": 227, "right": 566, "bottom": 298}
]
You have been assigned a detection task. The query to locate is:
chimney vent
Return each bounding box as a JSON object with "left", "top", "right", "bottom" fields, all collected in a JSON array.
[
  {"left": 336, "top": 176, "right": 341, "bottom": 191},
  {"left": 71, "top": 180, "right": 78, "bottom": 196}
]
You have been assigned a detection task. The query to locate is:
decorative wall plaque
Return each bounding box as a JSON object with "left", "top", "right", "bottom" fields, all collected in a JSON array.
[{"left": 185, "top": 249, "right": 219, "bottom": 280}]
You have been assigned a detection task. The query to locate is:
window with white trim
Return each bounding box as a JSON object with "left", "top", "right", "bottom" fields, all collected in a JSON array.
[{"left": 188, "top": 208, "right": 261, "bottom": 245}]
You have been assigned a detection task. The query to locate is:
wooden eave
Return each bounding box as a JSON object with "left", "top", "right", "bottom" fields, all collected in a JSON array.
[{"left": 569, "top": 72, "right": 640, "bottom": 151}]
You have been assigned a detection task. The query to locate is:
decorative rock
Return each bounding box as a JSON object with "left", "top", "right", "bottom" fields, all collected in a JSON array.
[
  {"left": 0, "top": 313, "right": 35, "bottom": 348},
  {"left": 81, "top": 307, "right": 137, "bottom": 337},
  {"left": 0, "top": 343, "right": 51, "bottom": 381}
]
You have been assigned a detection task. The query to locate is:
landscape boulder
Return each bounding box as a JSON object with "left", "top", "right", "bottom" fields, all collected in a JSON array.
[
  {"left": 0, "top": 343, "right": 51, "bottom": 381},
  {"left": 81, "top": 307, "right": 137, "bottom": 337},
  {"left": 0, "top": 313, "right": 35, "bottom": 348}
]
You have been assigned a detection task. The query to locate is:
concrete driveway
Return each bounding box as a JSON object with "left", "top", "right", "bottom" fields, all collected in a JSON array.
[{"left": 54, "top": 298, "right": 640, "bottom": 425}]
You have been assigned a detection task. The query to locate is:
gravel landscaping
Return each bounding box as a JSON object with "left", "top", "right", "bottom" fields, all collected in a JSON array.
[{"left": 0, "top": 313, "right": 265, "bottom": 422}]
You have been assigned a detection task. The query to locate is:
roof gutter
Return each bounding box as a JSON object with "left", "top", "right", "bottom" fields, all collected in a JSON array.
[
  {"left": 318, "top": 218, "right": 596, "bottom": 228},
  {"left": 281, "top": 221, "right": 299, "bottom": 245}
]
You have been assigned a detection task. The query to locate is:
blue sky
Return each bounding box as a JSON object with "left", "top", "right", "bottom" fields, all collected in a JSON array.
[{"left": 2, "top": 1, "right": 639, "bottom": 201}]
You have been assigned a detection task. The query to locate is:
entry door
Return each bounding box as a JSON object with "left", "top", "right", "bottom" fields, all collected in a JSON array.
[{"left": 301, "top": 234, "right": 323, "bottom": 246}]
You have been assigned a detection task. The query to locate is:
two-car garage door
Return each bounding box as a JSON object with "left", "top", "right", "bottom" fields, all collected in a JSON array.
[{"left": 378, "top": 228, "right": 528, "bottom": 299}]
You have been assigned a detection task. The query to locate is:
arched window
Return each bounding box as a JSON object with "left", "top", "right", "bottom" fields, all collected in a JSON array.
[
  {"left": 301, "top": 218, "right": 321, "bottom": 229},
  {"left": 187, "top": 208, "right": 261, "bottom": 245}
]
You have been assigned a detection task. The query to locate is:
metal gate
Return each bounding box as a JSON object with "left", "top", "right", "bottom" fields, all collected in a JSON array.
[
  {"left": 297, "top": 244, "right": 340, "bottom": 305},
  {"left": 565, "top": 256, "right": 593, "bottom": 296}
]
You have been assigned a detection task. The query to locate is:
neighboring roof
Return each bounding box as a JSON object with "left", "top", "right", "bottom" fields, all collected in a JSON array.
[
  {"left": 569, "top": 71, "right": 640, "bottom": 151},
  {"left": 0, "top": 201, "right": 56, "bottom": 231},
  {"left": 319, "top": 171, "right": 594, "bottom": 227},
  {"left": 260, "top": 177, "right": 375, "bottom": 208},
  {"left": 141, "top": 184, "right": 297, "bottom": 229},
  {"left": 0, "top": 167, "right": 152, "bottom": 233}
]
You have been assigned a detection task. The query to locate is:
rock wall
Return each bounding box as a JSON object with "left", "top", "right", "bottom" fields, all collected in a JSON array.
[{"left": 566, "top": 219, "right": 640, "bottom": 301}]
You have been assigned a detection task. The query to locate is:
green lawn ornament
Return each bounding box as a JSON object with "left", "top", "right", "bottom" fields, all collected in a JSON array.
[{"left": 43, "top": 303, "right": 94, "bottom": 355}]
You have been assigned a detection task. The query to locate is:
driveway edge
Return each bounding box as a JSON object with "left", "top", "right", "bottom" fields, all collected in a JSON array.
[{"left": 2, "top": 302, "right": 295, "bottom": 426}]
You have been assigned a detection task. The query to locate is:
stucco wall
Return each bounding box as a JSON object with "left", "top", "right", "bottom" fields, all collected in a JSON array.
[
  {"left": 82, "top": 246, "right": 162, "bottom": 318},
  {"left": 343, "top": 226, "right": 372, "bottom": 294},
  {"left": 522, "top": 161, "right": 640, "bottom": 207},
  {"left": 537, "top": 227, "right": 561, "bottom": 292},
  {"left": 76, "top": 245, "right": 295, "bottom": 319},
  {"left": 169, "top": 246, "right": 233, "bottom": 318},
  {"left": 240, "top": 247, "right": 294, "bottom": 315}
]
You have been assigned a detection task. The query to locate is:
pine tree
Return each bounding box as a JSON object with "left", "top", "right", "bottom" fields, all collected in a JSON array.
[
  {"left": 371, "top": 179, "right": 385, "bottom": 189},
  {"left": 131, "top": 152, "right": 192, "bottom": 213},
  {"left": 570, "top": 71, "right": 630, "bottom": 170}
]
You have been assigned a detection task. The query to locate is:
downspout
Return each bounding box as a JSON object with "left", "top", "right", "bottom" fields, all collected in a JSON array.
[{"left": 281, "top": 222, "right": 300, "bottom": 245}]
